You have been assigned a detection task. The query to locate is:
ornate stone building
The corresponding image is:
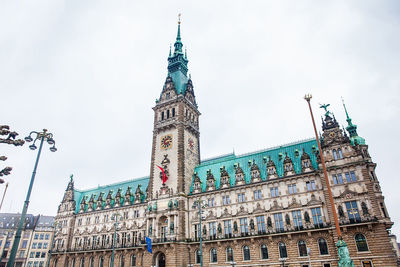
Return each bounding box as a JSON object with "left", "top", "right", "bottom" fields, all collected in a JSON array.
[{"left": 51, "top": 21, "right": 398, "bottom": 267}]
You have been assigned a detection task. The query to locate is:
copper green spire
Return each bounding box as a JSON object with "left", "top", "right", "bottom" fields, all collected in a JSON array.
[
  {"left": 169, "top": 44, "right": 172, "bottom": 57},
  {"left": 342, "top": 98, "right": 365, "bottom": 145},
  {"left": 166, "top": 14, "right": 189, "bottom": 95}
]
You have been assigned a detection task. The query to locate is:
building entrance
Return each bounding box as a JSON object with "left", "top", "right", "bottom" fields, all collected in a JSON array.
[{"left": 157, "top": 253, "right": 166, "bottom": 267}]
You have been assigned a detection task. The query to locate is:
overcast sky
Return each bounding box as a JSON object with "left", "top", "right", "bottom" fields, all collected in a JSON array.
[{"left": 1, "top": 1, "right": 399, "bottom": 236}]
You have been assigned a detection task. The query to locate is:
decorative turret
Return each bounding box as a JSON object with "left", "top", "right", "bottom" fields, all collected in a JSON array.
[
  {"left": 58, "top": 175, "right": 76, "bottom": 214},
  {"left": 220, "top": 166, "right": 230, "bottom": 189},
  {"left": 283, "top": 152, "right": 295, "bottom": 176},
  {"left": 319, "top": 103, "right": 348, "bottom": 148},
  {"left": 264, "top": 156, "right": 277, "bottom": 179},
  {"left": 342, "top": 98, "right": 366, "bottom": 146}
]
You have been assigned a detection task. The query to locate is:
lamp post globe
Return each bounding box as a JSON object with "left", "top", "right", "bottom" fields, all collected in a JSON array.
[{"left": 6, "top": 129, "right": 57, "bottom": 267}]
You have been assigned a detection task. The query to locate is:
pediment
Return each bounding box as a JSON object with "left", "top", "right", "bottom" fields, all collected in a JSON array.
[
  {"left": 205, "top": 210, "right": 217, "bottom": 221},
  {"left": 288, "top": 197, "right": 302, "bottom": 209},
  {"left": 270, "top": 200, "right": 283, "bottom": 212},
  {"left": 236, "top": 205, "right": 250, "bottom": 216},
  {"left": 253, "top": 202, "right": 265, "bottom": 214},
  {"left": 307, "top": 194, "right": 323, "bottom": 206},
  {"left": 219, "top": 208, "right": 231, "bottom": 219}
]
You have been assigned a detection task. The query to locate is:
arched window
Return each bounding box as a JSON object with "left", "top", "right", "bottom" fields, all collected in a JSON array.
[
  {"left": 338, "top": 148, "right": 343, "bottom": 159},
  {"left": 99, "top": 256, "right": 104, "bottom": 267},
  {"left": 318, "top": 238, "right": 329, "bottom": 255},
  {"left": 243, "top": 245, "right": 251, "bottom": 261},
  {"left": 195, "top": 250, "right": 201, "bottom": 264},
  {"left": 278, "top": 242, "right": 287, "bottom": 258},
  {"left": 298, "top": 240, "right": 308, "bottom": 257},
  {"left": 210, "top": 248, "right": 217, "bottom": 263},
  {"left": 80, "top": 257, "right": 84, "bottom": 267},
  {"left": 226, "top": 247, "right": 234, "bottom": 262},
  {"left": 120, "top": 255, "right": 125, "bottom": 267},
  {"left": 130, "top": 255, "right": 136, "bottom": 267},
  {"left": 260, "top": 244, "right": 269, "bottom": 259},
  {"left": 355, "top": 234, "right": 369, "bottom": 252},
  {"left": 89, "top": 257, "right": 94, "bottom": 267},
  {"left": 333, "top": 149, "right": 338, "bottom": 160}
]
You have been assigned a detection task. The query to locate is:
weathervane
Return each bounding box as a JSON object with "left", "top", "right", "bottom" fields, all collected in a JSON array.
[{"left": 178, "top": 13, "right": 181, "bottom": 24}]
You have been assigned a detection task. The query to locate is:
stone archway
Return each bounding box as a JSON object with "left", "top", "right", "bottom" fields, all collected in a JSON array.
[{"left": 153, "top": 252, "right": 166, "bottom": 267}]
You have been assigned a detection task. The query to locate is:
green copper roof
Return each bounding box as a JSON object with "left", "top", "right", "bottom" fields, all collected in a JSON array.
[
  {"left": 190, "top": 139, "right": 319, "bottom": 194},
  {"left": 166, "top": 22, "right": 189, "bottom": 95},
  {"left": 74, "top": 176, "right": 149, "bottom": 213}
]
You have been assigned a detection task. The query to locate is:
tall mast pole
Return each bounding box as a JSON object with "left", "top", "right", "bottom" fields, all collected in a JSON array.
[{"left": 304, "top": 94, "right": 341, "bottom": 237}]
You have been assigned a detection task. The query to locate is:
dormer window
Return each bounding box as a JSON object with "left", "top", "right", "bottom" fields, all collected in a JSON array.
[
  {"left": 304, "top": 161, "right": 310, "bottom": 168},
  {"left": 268, "top": 167, "right": 275, "bottom": 175},
  {"left": 172, "top": 108, "right": 175, "bottom": 117}
]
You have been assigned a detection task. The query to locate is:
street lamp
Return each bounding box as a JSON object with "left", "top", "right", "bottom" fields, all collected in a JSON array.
[
  {"left": 7, "top": 129, "right": 57, "bottom": 267},
  {"left": 192, "top": 200, "right": 207, "bottom": 267},
  {"left": 230, "top": 261, "right": 236, "bottom": 267},
  {"left": 110, "top": 213, "right": 123, "bottom": 267},
  {"left": 47, "top": 221, "right": 60, "bottom": 267}
]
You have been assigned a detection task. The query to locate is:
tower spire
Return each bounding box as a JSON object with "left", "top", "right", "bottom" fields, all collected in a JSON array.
[
  {"left": 341, "top": 97, "right": 365, "bottom": 145},
  {"left": 174, "top": 13, "right": 183, "bottom": 54}
]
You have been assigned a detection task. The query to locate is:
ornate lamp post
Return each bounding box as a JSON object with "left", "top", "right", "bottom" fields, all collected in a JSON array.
[
  {"left": 7, "top": 129, "right": 57, "bottom": 267},
  {"left": 304, "top": 94, "right": 354, "bottom": 267},
  {"left": 192, "top": 200, "right": 207, "bottom": 267},
  {"left": 110, "top": 213, "right": 123, "bottom": 267}
]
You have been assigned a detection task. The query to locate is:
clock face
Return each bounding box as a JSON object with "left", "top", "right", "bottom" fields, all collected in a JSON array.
[
  {"left": 160, "top": 135, "right": 173, "bottom": 150},
  {"left": 329, "top": 132, "right": 336, "bottom": 138},
  {"left": 188, "top": 138, "right": 194, "bottom": 150}
]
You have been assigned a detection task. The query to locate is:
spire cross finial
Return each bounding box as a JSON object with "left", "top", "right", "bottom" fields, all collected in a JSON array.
[
  {"left": 178, "top": 13, "right": 181, "bottom": 24},
  {"left": 70, "top": 174, "right": 73, "bottom": 181}
]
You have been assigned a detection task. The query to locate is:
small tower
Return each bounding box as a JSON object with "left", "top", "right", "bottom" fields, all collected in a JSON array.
[
  {"left": 58, "top": 175, "right": 76, "bottom": 214},
  {"left": 342, "top": 98, "right": 366, "bottom": 146}
]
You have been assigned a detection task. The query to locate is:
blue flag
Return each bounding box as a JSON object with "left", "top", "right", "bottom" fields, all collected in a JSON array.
[{"left": 145, "top": 236, "right": 152, "bottom": 253}]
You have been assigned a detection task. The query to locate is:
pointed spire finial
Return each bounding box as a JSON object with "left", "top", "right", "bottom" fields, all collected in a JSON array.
[
  {"left": 169, "top": 44, "right": 172, "bottom": 57},
  {"left": 341, "top": 97, "right": 352, "bottom": 125},
  {"left": 178, "top": 13, "right": 181, "bottom": 25},
  {"left": 185, "top": 47, "right": 187, "bottom": 59}
]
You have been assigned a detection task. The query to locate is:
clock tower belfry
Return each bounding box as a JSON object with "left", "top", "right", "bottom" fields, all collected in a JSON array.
[{"left": 148, "top": 19, "right": 200, "bottom": 200}]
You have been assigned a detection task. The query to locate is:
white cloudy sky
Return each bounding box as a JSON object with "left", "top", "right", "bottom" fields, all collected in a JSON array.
[{"left": 1, "top": 1, "right": 399, "bottom": 235}]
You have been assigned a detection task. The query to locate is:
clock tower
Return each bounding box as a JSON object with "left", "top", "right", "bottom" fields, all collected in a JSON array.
[{"left": 148, "top": 19, "right": 200, "bottom": 199}]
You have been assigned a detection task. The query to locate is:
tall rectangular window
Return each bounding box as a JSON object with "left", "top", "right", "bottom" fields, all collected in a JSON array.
[
  {"left": 270, "top": 187, "right": 279, "bottom": 197},
  {"left": 194, "top": 224, "right": 200, "bottom": 240},
  {"left": 350, "top": 171, "right": 357, "bottom": 182},
  {"left": 254, "top": 190, "right": 262, "bottom": 200},
  {"left": 167, "top": 110, "right": 170, "bottom": 118},
  {"left": 256, "top": 215, "right": 265, "bottom": 233},
  {"left": 208, "top": 222, "right": 217, "bottom": 238},
  {"left": 311, "top": 207, "right": 323, "bottom": 227},
  {"left": 345, "top": 201, "right": 360, "bottom": 223},
  {"left": 22, "top": 240, "right": 28, "bottom": 248},
  {"left": 240, "top": 218, "right": 248, "bottom": 234},
  {"left": 333, "top": 174, "right": 344, "bottom": 184},
  {"left": 306, "top": 180, "right": 316, "bottom": 191},
  {"left": 172, "top": 108, "right": 175, "bottom": 117},
  {"left": 274, "top": 213, "right": 284, "bottom": 232},
  {"left": 288, "top": 184, "right": 297, "bottom": 194},
  {"left": 238, "top": 193, "right": 245, "bottom": 203},
  {"left": 222, "top": 195, "right": 230, "bottom": 205},
  {"left": 224, "top": 220, "right": 232, "bottom": 236},
  {"left": 292, "top": 210, "right": 303, "bottom": 230},
  {"left": 208, "top": 198, "right": 215, "bottom": 207}
]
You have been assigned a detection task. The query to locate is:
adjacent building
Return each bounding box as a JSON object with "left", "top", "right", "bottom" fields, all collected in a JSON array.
[
  {"left": 51, "top": 21, "right": 398, "bottom": 267},
  {"left": 0, "top": 213, "right": 54, "bottom": 267}
]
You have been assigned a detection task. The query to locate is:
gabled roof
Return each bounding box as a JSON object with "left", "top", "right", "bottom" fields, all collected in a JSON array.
[
  {"left": 74, "top": 176, "right": 149, "bottom": 213},
  {"left": 190, "top": 138, "right": 319, "bottom": 193}
]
